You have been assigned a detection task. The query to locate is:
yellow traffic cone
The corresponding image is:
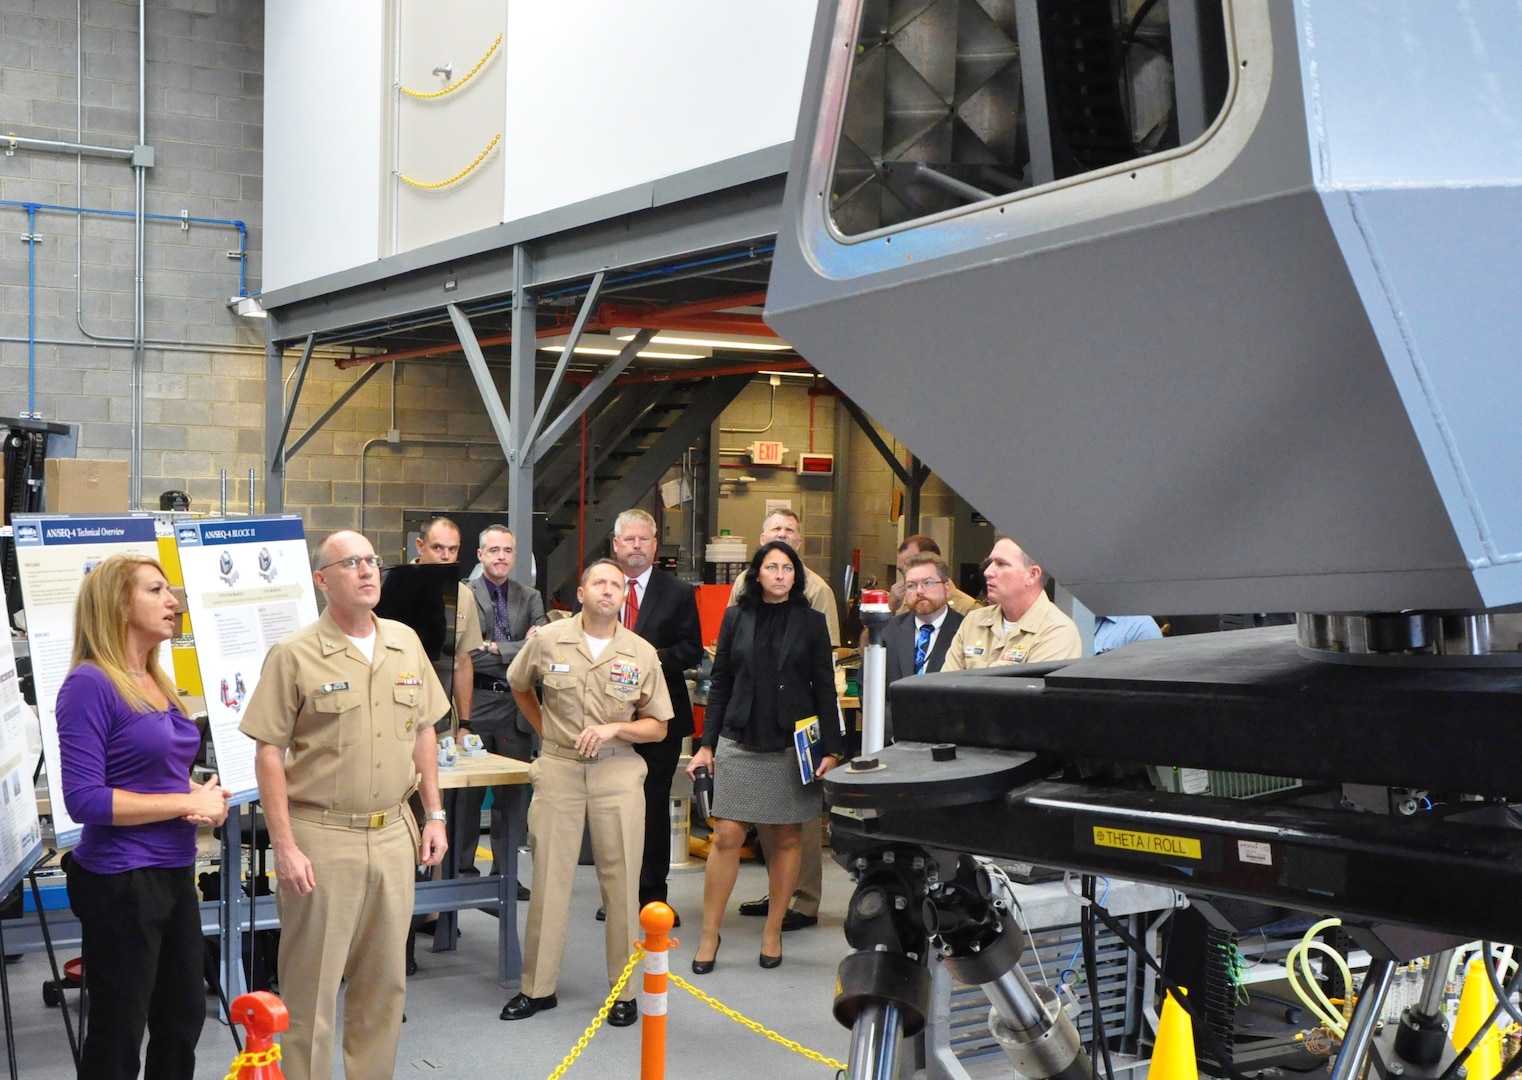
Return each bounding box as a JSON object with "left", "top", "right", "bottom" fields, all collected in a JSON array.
[
  {"left": 1148, "top": 987, "right": 1199, "bottom": 1080},
  {"left": 1453, "top": 959, "right": 1503, "bottom": 1080}
]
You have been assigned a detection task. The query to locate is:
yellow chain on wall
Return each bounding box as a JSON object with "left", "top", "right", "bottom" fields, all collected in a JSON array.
[
  {"left": 398, "top": 133, "right": 501, "bottom": 190},
  {"left": 668, "top": 971, "right": 850, "bottom": 1073},
  {"left": 401, "top": 32, "right": 503, "bottom": 99},
  {"left": 543, "top": 947, "right": 644, "bottom": 1080}
]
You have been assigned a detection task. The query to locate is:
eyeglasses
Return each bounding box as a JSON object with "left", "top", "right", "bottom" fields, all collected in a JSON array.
[
  {"left": 319, "top": 555, "right": 383, "bottom": 572},
  {"left": 904, "top": 578, "right": 946, "bottom": 592}
]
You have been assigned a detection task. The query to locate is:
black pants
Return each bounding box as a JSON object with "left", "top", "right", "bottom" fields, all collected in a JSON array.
[
  {"left": 452, "top": 718, "right": 531, "bottom": 877},
  {"left": 635, "top": 733, "right": 684, "bottom": 906},
  {"left": 64, "top": 857, "right": 204, "bottom": 1080}
]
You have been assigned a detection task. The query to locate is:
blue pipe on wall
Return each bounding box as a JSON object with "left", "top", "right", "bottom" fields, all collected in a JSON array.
[
  {"left": 26, "top": 203, "right": 37, "bottom": 413},
  {"left": 2, "top": 198, "right": 250, "bottom": 413}
]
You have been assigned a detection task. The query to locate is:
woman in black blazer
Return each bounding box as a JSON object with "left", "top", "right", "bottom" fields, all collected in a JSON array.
[{"left": 685, "top": 540, "right": 843, "bottom": 972}]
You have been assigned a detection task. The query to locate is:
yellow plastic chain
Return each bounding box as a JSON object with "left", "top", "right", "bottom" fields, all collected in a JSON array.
[
  {"left": 222, "top": 1042, "right": 281, "bottom": 1080},
  {"left": 401, "top": 33, "right": 503, "bottom": 99},
  {"left": 398, "top": 133, "right": 501, "bottom": 190},
  {"left": 668, "top": 971, "right": 849, "bottom": 1073},
  {"left": 544, "top": 947, "right": 644, "bottom": 1080}
]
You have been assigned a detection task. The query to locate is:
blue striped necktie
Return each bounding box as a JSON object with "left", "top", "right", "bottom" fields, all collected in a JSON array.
[{"left": 914, "top": 623, "right": 933, "bottom": 674}]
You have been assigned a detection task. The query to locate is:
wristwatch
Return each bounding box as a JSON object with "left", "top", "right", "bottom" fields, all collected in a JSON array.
[{"left": 426, "top": 810, "right": 448, "bottom": 823}]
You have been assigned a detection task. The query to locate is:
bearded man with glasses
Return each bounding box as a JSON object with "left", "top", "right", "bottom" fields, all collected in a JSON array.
[
  {"left": 241, "top": 530, "right": 450, "bottom": 1080},
  {"left": 881, "top": 552, "right": 967, "bottom": 741}
]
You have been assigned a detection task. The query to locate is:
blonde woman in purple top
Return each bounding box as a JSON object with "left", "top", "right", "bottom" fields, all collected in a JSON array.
[{"left": 56, "top": 553, "right": 230, "bottom": 1080}]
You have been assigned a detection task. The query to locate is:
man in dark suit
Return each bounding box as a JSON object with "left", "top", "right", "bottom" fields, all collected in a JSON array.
[
  {"left": 610, "top": 508, "right": 702, "bottom": 923},
  {"left": 457, "top": 524, "right": 547, "bottom": 885},
  {"left": 882, "top": 552, "right": 966, "bottom": 741}
]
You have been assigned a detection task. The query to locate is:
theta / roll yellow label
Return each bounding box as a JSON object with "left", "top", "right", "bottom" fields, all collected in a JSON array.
[{"left": 1092, "top": 826, "right": 1201, "bottom": 860}]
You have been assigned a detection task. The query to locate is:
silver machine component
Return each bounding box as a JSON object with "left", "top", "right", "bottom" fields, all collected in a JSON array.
[
  {"left": 776, "top": 2, "right": 1522, "bottom": 1078},
  {"left": 768, "top": 1, "right": 1522, "bottom": 619}
]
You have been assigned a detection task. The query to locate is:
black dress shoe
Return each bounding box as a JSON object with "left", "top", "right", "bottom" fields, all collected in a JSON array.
[
  {"left": 691, "top": 934, "right": 721, "bottom": 975},
  {"left": 781, "top": 910, "right": 818, "bottom": 931},
  {"left": 737, "top": 895, "right": 768, "bottom": 917},
  {"left": 608, "top": 999, "right": 638, "bottom": 1027},
  {"left": 595, "top": 906, "right": 606, "bottom": 921},
  {"left": 759, "top": 952, "right": 782, "bottom": 969},
  {"left": 500, "top": 993, "right": 558, "bottom": 1021},
  {"left": 406, "top": 954, "right": 418, "bottom": 976},
  {"left": 672, "top": 911, "right": 681, "bottom": 928},
  {"left": 517, "top": 883, "right": 531, "bottom": 901}
]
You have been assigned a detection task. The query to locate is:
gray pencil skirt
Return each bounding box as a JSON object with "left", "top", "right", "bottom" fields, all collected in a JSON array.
[{"left": 710, "top": 735, "right": 822, "bottom": 826}]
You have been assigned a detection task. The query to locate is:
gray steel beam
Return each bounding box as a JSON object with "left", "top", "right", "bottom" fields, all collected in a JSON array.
[
  {"left": 522, "top": 268, "right": 603, "bottom": 457},
  {"left": 506, "top": 247, "right": 537, "bottom": 589},
  {"left": 263, "top": 339, "right": 285, "bottom": 513},
  {"left": 840, "top": 397, "right": 913, "bottom": 486},
  {"left": 448, "top": 302, "right": 515, "bottom": 460},
  {"left": 1013, "top": 0, "right": 1055, "bottom": 186},
  {"left": 268, "top": 333, "right": 315, "bottom": 469},
  {"left": 544, "top": 375, "right": 750, "bottom": 596},
  {"left": 286, "top": 364, "right": 382, "bottom": 459},
  {"left": 265, "top": 178, "right": 785, "bottom": 346},
  {"left": 529, "top": 330, "right": 655, "bottom": 464}
]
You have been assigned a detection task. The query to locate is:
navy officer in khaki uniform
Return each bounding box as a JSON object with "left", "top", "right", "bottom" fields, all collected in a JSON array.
[
  {"left": 499, "top": 558, "right": 673, "bottom": 1028},
  {"left": 943, "top": 536, "right": 1082, "bottom": 669},
  {"left": 241, "top": 530, "right": 450, "bottom": 1080}
]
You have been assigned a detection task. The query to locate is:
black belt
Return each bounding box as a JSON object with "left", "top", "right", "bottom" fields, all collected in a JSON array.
[{"left": 474, "top": 674, "right": 511, "bottom": 694}]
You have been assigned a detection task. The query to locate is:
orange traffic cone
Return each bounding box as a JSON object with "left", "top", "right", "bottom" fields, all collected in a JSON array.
[
  {"left": 226, "top": 991, "right": 289, "bottom": 1079},
  {"left": 1148, "top": 987, "right": 1199, "bottom": 1080},
  {"left": 1453, "top": 959, "right": 1503, "bottom": 1080}
]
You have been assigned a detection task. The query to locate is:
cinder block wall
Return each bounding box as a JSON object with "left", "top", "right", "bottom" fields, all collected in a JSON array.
[
  {"left": 0, "top": 0, "right": 267, "bottom": 503},
  {"left": 0, "top": 0, "right": 512, "bottom": 559}
]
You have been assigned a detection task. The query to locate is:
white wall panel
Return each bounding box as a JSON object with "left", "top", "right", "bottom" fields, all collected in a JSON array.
[
  {"left": 263, "top": 0, "right": 385, "bottom": 292},
  {"left": 502, "top": 0, "right": 817, "bottom": 222}
]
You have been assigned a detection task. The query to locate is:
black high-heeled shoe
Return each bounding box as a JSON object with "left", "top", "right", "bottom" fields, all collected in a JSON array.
[
  {"left": 758, "top": 950, "right": 782, "bottom": 969},
  {"left": 691, "top": 933, "right": 722, "bottom": 975}
]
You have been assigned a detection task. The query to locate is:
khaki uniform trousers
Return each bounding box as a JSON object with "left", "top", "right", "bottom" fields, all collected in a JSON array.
[
  {"left": 758, "top": 819, "right": 823, "bottom": 916},
  {"left": 522, "top": 748, "right": 647, "bottom": 1000},
  {"left": 275, "top": 813, "right": 417, "bottom": 1080}
]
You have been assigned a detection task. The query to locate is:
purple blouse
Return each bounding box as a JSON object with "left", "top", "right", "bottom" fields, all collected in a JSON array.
[{"left": 57, "top": 663, "right": 201, "bottom": 874}]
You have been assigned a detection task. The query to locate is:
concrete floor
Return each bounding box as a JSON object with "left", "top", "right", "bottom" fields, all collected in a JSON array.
[{"left": 4, "top": 849, "right": 864, "bottom": 1079}]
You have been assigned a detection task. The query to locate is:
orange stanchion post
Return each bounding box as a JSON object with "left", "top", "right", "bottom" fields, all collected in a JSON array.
[
  {"left": 639, "top": 901, "right": 677, "bottom": 1080},
  {"left": 226, "top": 991, "right": 289, "bottom": 1079}
]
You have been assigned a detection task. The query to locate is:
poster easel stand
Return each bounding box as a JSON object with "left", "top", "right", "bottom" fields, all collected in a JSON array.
[{"left": 25, "top": 858, "right": 80, "bottom": 1071}]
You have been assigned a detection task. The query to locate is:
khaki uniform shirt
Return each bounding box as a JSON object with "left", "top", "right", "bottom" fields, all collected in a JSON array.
[
  {"left": 240, "top": 608, "right": 450, "bottom": 813},
  {"left": 505, "top": 613, "right": 674, "bottom": 751},
  {"left": 947, "top": 585, "right": 981, "bottom": 616},
  {"left": 728, "top": 564, "right": 841, "bottom": 646},
  {"left": 455, "top": 580, "right": 485, "bottom": 655},
  {"left": 942, "top": 591, "right": 1082, "bottom": 670}
]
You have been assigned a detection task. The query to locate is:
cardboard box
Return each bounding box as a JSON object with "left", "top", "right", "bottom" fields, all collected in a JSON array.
[{"left": 44, "top": 458, "right": 129, "bottom": 513}]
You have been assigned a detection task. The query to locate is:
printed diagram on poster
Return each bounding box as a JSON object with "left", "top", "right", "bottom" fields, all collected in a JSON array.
[
  {"left": 175, "top": 516, "right": 317, "bottom": 804},
  {"left": 0, "top": 574, "right": 42, "bottom": 896},
  {"left": 13, "top": 514, "right": 162, "bottom": 849}
]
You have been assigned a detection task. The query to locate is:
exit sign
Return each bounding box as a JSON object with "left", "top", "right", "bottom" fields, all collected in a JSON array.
[{"left": 751, "top": 441, "right": 785, "bottom": 466}]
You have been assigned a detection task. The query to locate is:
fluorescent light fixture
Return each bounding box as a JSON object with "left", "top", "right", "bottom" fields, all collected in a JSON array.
[
  {"left": 226, "top": 295, "right": 266, "bottom": 318},
  {"left": 541, "top": 333, "right": 709, "bottom": 361},
  {"left": 611, "top": 328, "right": 792, "bottom": 352}
]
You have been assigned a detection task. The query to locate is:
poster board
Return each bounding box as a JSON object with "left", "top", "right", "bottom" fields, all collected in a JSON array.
[
  {"left": 12, "top": 514, "right": 162, "bottom": 848},
  {"left": 174, "top": 516, "right": 318, "bottom": 804},
  {"left": 0, "top": 573, "right": 43, "bottom": 897}
]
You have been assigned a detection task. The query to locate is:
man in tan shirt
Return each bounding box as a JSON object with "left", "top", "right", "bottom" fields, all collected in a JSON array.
[
  {"left": 943, "top": 536, "right": 1082, "bottom": 669},
  {"left": 499, "top": 559, "right": 673, "bottom": 1028},
  {"left": 887, "top": 534, "right": 981, "bottom": 617},
  {"left": 241, "top": 531, "right": 450, "bottom": 1080}
]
